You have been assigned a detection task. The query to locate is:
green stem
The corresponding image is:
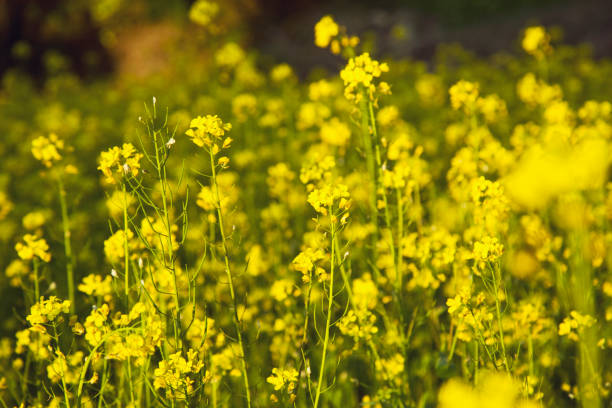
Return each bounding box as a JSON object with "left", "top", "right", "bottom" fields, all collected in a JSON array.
[
  {"left": 153, "top": 131, "right": 182, "bottom": 346},
  {"left": 52, "top": 323, "right": 71, "bottom": 408},
  {"left": 569, "top": 231, "right": 601, "bottom": 408},
  {"left": 122, "top": 182, "right": 130, "bottom": 302},
  {"left": 127, "top": 358, "right": 135, "bottom": 407},
  {"left": 359, "top": 96, "right": 378, "bottom": 248},
  {"left": 97, "top": 359, "right": 108, "bottom": 408},
  {"left": 396, "top": 187, "right": 404, "bottom": 292},
  {"left": 527, "top": 332, "right": 534, "bottom": 381},
  {"left": 313, "top": 208, "right": 336, "bottom": 408},
  {"left": 33, "top": 259, "right": 40, "bottom": 301},
  {"left": 57, "top": 176, "right": 75, "bottom": 312},
  {"left": 473, "top": 341, "right": 479, "bottom": 385},
  {"left": 209, "top": 148, "right": 251, "bottom": 408},
  {"left": 491, "top": 264, "right": 510, "bottom": 373}
]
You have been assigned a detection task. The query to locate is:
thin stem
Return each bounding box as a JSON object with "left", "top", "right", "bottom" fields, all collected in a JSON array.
[
  {"left": 359, "top": 96, "right": 378, "bottom": 249},
  {"left": 491, "top": 264, "right": 510, "bottom": 373},
  {"left": 396, "top": 187, "right": 404, "bottom": 292},
  {"left": 313, "top": 208, "right": 336, "bottom": 408},
  {"left": 127, "top": 358, "right": 135, "bottom": 407},
  {"left": 52, "top": 323, "right": 71, "bottom": 408},
  {"left": 122, "top": 182, "right": 130, "bottom": 302},
  {"left": 209, "top": 148, "right": 251, "bottom": 408},
  {"left": 473, "top": 341, "right": 479, "bottom": 385},
  {"left": 33, "top": 259, "right": 40, "bottom": 301},
  {"left": 152, "top": 131, "right": 183, "bottom": 347},
  {"left": 57, "top": 175, "right": 75, "bottom": 312},
  {"left": 527, "top": 331, "right": 534, "bottom": 380}
]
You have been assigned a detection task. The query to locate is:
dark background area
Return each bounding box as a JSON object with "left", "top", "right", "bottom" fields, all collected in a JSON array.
[{"left": 1, "top": 0, "right": 611, "bottom": 80}]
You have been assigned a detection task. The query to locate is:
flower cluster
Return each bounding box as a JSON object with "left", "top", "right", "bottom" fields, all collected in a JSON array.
[
  {"left": 314, "top": 15, "right": 359, "bottom": 54},
  {"left": 153, "top": 349, "right": 205, "bottom": 399},
  {"left": 31, "top": 133, "right": 64, "bottom": 167},
  {"left": 26, "top": 296, "right": 71, "bottom": 331},
  {"left": 522, "top": 26, "right": 552, "bottom": 59},
  {"left": 15, "top": 234, "right": 51, "bottom": 262},
  {"left": 98, "top": 143, "right": 143, "bottom": 184},
  {"left": 340, "top": 53, "right": 390, "bottom": 102}
]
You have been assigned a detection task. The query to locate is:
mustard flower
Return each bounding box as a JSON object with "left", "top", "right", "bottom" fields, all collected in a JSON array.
[
  {"left": 189, "top": 0, "right": 219, "bottom": 27},
  {"left": 314, "top": 15, "right": 339, "bottom": 48},
  {"left": 320, "top": 117, "right": 351, "bottom": 147},
  {"left": 522, "top": 26, "right": 552, "bottom": 59},
  {"left": 15, "top": 234, "right": 51, "bottom": 263},
  {"left": 215, "top": 42, "right": 245, "bottom": 68},
  {"left": 340, "top": 53, "right": 390, "bottom": 102},
  {"left": 78, "top": 274, "right": 113, "bottom": 299},
  {"left": 31, "top": 133, "right": 64, "bottom": 167},
  {"left": 97, "top": 143, "right": 143, "bottom": 184},
  {"left": 26, "top": 296, "right": 71, "bottom": 330},
  {"left": 267, "top": 367, "right": 298, "bottom": 392},
  {"left": 185, "top": 114, "right": 232, "bottom": 150},
  {"left": 449, "top": 80, "right": 479, "bottom": 114}
]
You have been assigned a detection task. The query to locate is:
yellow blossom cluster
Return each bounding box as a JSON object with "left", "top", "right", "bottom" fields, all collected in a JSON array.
[
  {"left": 314, "top": 15, "right": 359, "bottom": 54},
  {"left": 522, "top": 26, "right": 552, "bottom": 59},
  {"left": 185, "top": 114, "right": 233, "bottom": 163},
  {"left": 78, "top": 274, "right": 113, "bottom": 299},
  {"left": 558, "top": 311, "right": 596, "bottom": 341},
  {"left": 97, "top": 143, "right": 143, "bottom": 184},
  {"left": 31, "top": 133, "right": 64, "bottom": 167},
  {"left": 188, "top": 0, "right": 219, "bottom": 27},
  {"left": 15, "top": 233, "right": 51, "bottom": 262},
  {"left": 26, "top": 296, "right": 71, "bottom": 330},
  {"left": 153, "top": 349, "right": 205, "bottom": 399},
  {"left": 266, "top": 367, "right": 298, "bottom": 393},
  {"left": 340, "top": 53, "right": 390, "bottom": 102},
  {"left": 438, "top": 371, "right": 538, "bottom": 408}
]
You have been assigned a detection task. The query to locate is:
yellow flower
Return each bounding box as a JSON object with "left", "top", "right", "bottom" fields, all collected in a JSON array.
[
  {"left": 416, "top": 74, "right": 445, "bottom": 106},
  {"left": 558, "top": 311, "right": 596, "bottom": 341},
  {"left": 375, "top": 353, "right": 404, "bottom": 383},
  {"left": 449, "top": 80, "right": 479, "bottom": 114},
  {"left": 320, "top": 117, "right": 351, "bottom": 147},
  {"left": 340, "top": 53, "right": 390, "bottom": 102},
  {"left": 307, "top": 183, "right": 350, "bottom": 215},
  {"left": 31, "top": 133, "right": 64, "bottom": 167},
  {"left": 516, "top": 73, "right": 562, "bottom": 106},
  {"left": 215, "top": 42, "right": 245, "bottom": 68},
  {"left": 97, "top": 143, "right": 143, "bottom": 184},
  {"left": 477, "top": 94, "right": 507, "bottom": 123},
  {"left": 104, "top": 229, "right": 135, "bottom": 264},
  {"left": 22, "top": 211, "right": 47, "bottom": 230},
  {"left": 314, "top": 15, "right": 339, "bottom": 48},
  {"left": 473, "top": 236, "right": 504, "bottom": 263},
  {"left": 292, "top": 248, "right": 325, "bottom": 274},
  {"left": 438, "top": 371, "right": 537, "bottom": 408},
  {"left": 154, "top": 349, "right": 205, "bottom": 399},
  {"left": 185, "top": 115, "right": 232, "bottom": 149},
  {"left": 189, "top": 0, "right": 219, "bottom": 27},
  {"left": 26, "top": 296, "right": 71, "bottom": 328},
  {"left": 309, "top": 79, "right": 339, "bottom": 101},
  {"left": 232, "top": 94, "right": 257, "bottom": 122},
  {"left": 270, "top": 63, "right": 293, "bottom": 83},
  {"left": 266, "top": 367, "right": 298, "bottom": 392},
  {"left": 84, "top": 304, "right": 110, "bottom": 346},
  {"left": 78, "top": 274, "right": 113, "bottom": 299},
  {"left": 504, "top": 138, "right": 609, "bottom": 209},
  {"left": 47, "top": 350, "right": 83, "bottom": 384},
  {"left": 522, "top": 26, "right": 552, "bottom": 59},
  {"left": 15, "top": 234, "right": 51, "bottom": 262}
]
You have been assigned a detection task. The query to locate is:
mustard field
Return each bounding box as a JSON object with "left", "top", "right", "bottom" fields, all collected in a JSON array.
[{"left": 1, "top": 4, "right": 612, "bottom": 407}]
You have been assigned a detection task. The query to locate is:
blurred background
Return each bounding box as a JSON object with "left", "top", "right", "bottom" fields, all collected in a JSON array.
[{"left": 1, "top": 0, "right": 611, "bottom": 81}]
